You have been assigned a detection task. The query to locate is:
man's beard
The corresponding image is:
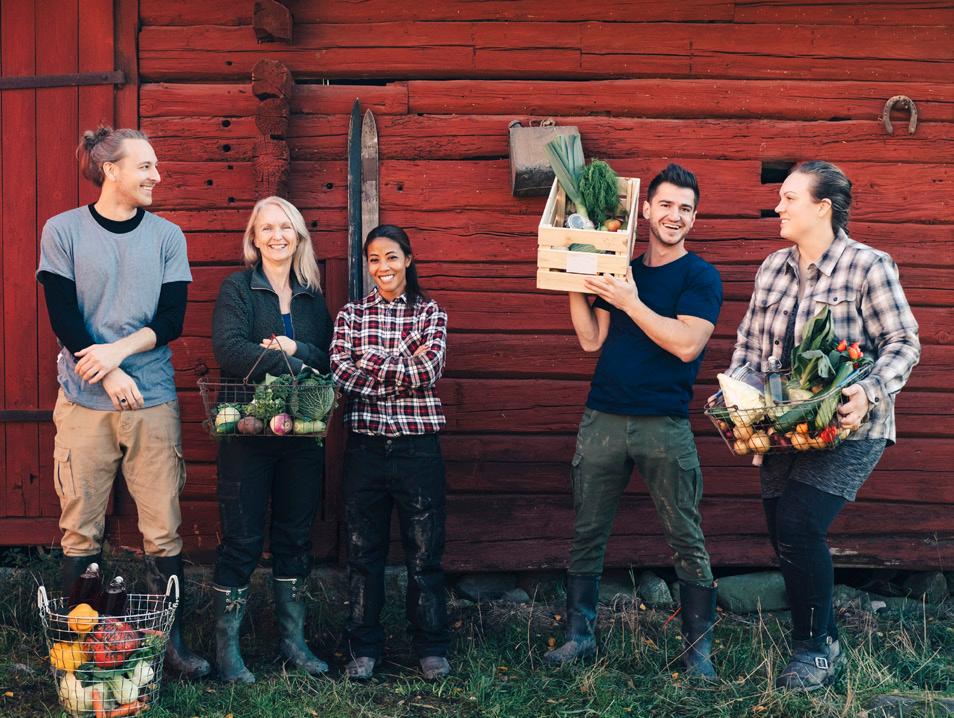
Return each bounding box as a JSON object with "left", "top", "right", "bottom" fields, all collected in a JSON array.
[{"left": 649, "top": 221, "right": 687, "bottom": 247}]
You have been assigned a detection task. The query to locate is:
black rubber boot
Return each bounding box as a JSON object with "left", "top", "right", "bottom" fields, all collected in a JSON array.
[
  {"left": 544, "top": 574, "right": 600, "bottom": 665},
  {"left": 212, "top": 584, "right": 255, "bottom": 684},
  {"left": 60, "top": 552, "right": 102, "bottom": 598},
  {"left": 679, "top": 581, "right": 718, "bottom": 680},
  {"left": 144, "top": 554, "right": 212, "bottom": 680},
  {"left": 272, "top": 576, "right": 328, "bottom": 676}
]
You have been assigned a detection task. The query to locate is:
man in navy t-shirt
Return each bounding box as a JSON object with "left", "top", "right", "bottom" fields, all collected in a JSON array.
[{"left": 545, "top": 164, "right": 723, "bottom": 679}]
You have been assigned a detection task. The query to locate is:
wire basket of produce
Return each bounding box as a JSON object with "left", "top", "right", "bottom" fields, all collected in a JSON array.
[
  {"left": 38, "top": 576, "right": 178, "bottom": 717},
  {"left": 705, "top": 307, "right": 874, "bottom": 456},
  {"left": 197, "top": 337, "right": 338, "bottom": 439}
]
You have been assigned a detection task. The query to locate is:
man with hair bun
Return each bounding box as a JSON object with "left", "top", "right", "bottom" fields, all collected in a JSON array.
[
  {"left": 545, "top": 164, "right": 723, "bottom": 680},
  {"left": 36, "top": 125, "right": 210, "bottom": 679}
]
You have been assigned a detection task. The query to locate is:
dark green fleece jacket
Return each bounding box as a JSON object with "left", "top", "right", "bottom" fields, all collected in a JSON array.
[{"left": 212, "top": 264, "right": 333, "bottom": 382}]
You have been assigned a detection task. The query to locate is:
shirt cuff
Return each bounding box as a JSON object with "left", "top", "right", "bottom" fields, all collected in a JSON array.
[
  {"left": 356, "top": 348, "right": 388, "bottom": 373},
  {"left": 855, "top": 375, "right": 884, "bottom": 408}
]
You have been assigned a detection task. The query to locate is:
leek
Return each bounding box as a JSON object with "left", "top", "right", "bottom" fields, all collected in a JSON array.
[{"left": 544, "top": 135, "right": 588, "bottom": 222}]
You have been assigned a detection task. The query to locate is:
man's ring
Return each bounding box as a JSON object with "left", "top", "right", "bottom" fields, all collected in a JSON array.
[{"left": 120, "top": 398, "right": 127, "bottom": 404}]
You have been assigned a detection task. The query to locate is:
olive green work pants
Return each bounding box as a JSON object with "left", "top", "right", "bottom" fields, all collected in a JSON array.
[{"left": 568, "top": 408, "right": 713, "bottom": 585}]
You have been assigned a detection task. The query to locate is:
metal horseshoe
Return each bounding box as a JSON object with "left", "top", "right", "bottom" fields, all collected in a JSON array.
[{"left": 882, "top": 95, "right": 918, "bottom": 136}]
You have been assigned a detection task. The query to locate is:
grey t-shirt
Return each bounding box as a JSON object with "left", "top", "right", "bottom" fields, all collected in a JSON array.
[{"left": 37, "top": 207, "right": 192, "bottom": 410}]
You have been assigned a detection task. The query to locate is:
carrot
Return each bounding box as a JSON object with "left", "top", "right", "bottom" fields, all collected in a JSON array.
[
  {"left": 107, "top": 699, "right": 147, "bottom": 718},
  {"left": 91, "top": 688, "right": 108, "bottom": 718}
]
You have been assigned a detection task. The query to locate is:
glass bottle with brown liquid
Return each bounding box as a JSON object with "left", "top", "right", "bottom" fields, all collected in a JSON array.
[{"left": 67, "top": 562, "right": 103, "bottom": 609}]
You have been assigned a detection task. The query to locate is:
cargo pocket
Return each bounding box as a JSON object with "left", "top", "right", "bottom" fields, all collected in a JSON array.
[
  {"left": 570, "top": 451, "right": 584, "bottom": 509},
  {"left": 675, "top": 452, "right": 702, "bottom": 509},
  {"left": 174, "top": 445, "right": 187, "bottom": 495},
  {"left": 53, "top": 444, "right": 76, "bottom": 498}
]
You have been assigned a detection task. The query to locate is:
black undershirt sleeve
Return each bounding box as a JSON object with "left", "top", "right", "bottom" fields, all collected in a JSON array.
[
  {"left": 38, "top": 272, "right": 188, "bottom": 355},
  {"left": 38, "top": 271, "right": 96, "bottom": 357},
  {"left": 146, "top": 281, "right": 189, "bottom": 348}
]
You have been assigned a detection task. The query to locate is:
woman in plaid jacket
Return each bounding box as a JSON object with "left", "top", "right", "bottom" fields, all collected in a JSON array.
[
  {"left": 727, "top": 161, "right": 920, "bottom": 691},
  {"left": 330, "top": 224, "right": 451, "bottom": 681}
]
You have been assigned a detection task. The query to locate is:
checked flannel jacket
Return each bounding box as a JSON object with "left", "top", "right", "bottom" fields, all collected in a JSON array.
[
  {"left": 728, "top": 230, "right": 920, "bottom": 444},
  {"left": 330, "top": 289, "right": 447, "bottom": 437}
]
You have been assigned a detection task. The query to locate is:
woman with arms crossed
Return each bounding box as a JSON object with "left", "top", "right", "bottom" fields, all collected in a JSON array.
[{"left": 330, "top": 224, "right": 451, "bottom": 681}]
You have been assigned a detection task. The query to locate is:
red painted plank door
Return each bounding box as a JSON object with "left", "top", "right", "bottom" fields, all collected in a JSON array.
[{"left": 0, "top": 0, "right": 115, "bottom": 536}]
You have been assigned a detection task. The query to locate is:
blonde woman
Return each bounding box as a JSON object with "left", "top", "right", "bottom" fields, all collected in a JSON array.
[{"left": 210, "top": 196, "right": 333, "bottom": 682}]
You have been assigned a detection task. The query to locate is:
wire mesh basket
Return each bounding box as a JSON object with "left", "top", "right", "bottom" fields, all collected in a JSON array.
[
  {"left": 37, "top": 576, "right": 178, "bottom": 717},
  {"left": 197, "top": 336, "right": 338, "bottom": 439},
  {"left": 705, "top": 362, "right": 873, "bottom": 457}
]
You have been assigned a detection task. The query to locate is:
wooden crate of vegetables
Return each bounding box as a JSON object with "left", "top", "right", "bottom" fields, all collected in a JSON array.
[
  {"left": 705, "top": 306, "right": 874, "bottom": 457},
  {"left": 536, "top": 134, "right": 639, "bottom": 293}
]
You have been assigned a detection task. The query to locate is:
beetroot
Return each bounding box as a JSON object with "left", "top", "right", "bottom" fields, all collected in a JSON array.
[{"left": 237, "top": 416, "right": 264, "bottom": 435}]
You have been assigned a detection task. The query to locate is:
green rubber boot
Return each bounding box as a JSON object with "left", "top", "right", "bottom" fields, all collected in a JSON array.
[
  {"left": 212, "top": 584, "right": 255, "bottom": 684},
  {"left": 273, "top": 577, "right": 328, "bottom": 676}
]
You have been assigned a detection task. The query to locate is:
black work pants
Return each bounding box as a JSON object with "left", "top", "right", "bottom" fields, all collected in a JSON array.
[
  {"left": 763, "top": 480, "right": 846, "bottom": 645},
  {"left": 214, "top": 437, "right": 323, "bottom": 587},
  {"left": 343, "top": 432, "right": 449, "bottom": 660}
]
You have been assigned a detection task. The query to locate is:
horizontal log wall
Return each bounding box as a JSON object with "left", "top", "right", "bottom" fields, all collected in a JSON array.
[{"left": 130, "top": 0, "right": 954, "bottom": 568}]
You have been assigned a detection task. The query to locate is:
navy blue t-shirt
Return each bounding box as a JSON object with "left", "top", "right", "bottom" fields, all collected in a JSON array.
[{"left": 586, "top": 252, "right": 722, "bottom": 418}]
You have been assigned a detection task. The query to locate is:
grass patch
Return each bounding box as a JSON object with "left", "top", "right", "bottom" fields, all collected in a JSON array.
[{"left": 1, "top": 555, "right": 951, "bottom": 717}]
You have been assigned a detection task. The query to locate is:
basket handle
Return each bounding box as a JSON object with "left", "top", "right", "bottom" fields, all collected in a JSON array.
[
  {"left": 243, "top": 334, "right": 297, "bottom": 385},
  {"left": 37, "top": 585, "right": 49, "bottom": 610},
  {"left": 165, "top": 574, "right": 180, "bottom": 604}
]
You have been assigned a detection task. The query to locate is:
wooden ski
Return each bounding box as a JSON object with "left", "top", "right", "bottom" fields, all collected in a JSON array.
[
  {"left": 360, "top": 110, "right": 379, "bottom": 295},
  {"left": 346, "top": 98, "right": 363, "bottom": 302}
]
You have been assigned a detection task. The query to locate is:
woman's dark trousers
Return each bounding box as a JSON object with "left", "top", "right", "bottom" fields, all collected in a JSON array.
[
  {"left": 763, "top": 481, "right": 846, "bottom": 645},
  {"left": 344, "top": 432, "right": 450, "bottom": 660},
  {"left": 214, "top": 437, "right": 324, "bottom": 587}
]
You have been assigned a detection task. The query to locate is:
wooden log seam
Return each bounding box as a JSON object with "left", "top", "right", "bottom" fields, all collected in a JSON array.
[
  {"left": 255, "top": 96, "right": 290, "bottom": 137},
  {"left": 253, "top": 0, "right": 293, "bottom": 43},
  {"left": 252, "top": 61, "right": 292, "bottom": 198},
  {"left": 252, "top": 58, "right": 293, "bottom": 100},
  {"left": 254, "top": 138, "right": 290, "bottom": 197}
]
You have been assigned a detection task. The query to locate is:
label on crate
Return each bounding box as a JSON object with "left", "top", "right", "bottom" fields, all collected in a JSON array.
[{"left": 565, "top": 252, "right": 599, "bottom": 276}]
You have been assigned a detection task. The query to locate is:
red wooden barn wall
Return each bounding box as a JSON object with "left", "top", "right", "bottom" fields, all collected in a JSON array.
[{"left": 4, "top": 1, "right": 953, "bottom": 570}]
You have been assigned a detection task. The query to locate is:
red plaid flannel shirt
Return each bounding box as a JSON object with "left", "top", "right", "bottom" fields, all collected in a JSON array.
[{"left": 330, "top": 290, "right": 447, "bottom": 437}]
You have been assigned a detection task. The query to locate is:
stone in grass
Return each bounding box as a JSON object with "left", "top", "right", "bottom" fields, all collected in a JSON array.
[
  {"left": 518, "top": 571, "right": 564, "bottom": 601},
  {"left": 945, "top": 571, "right": 954, "bottom": 597},
  {"left": 877, "top": 596, "right": 928, "bottom": 615},
  {"left": 499, "top": 588, "right": 531, "bottom": 604},
  {"left": 902, "top": 571, "right": 949, "bottom": 605},
  {"left": 636, "top": 571, "right": 674, "bottom": 609},
  {"left": 864, "top": 694, "right": 954, "bottom": 718},
  {"left": 455, "top": 572, "right": 518, "bottom": 602},
  {"left": 716, "top": 572, "right": 788, "bottom": 613},
  {"left": 599, "top": 580, "right": 637, "bottom": 604},
  {"left": 668, "top": 581, "right": 681, "bottom": 607},
  {"left": 833, "top": 584, "right": 874, "bottom": 609}
]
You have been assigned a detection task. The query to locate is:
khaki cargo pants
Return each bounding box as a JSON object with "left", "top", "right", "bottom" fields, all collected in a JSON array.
[
  {"left": 52, "top": 390, "right": 186, "bottom": 557},
  {"left": 568, "top": 408, "right": 713, "bottom": 585}
]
